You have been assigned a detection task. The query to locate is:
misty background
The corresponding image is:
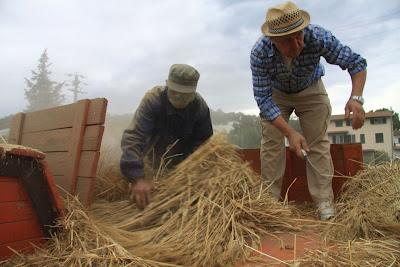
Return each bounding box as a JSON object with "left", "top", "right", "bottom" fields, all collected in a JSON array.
[{"left": 1, "top": 0, "right": 399, "bottom": 117}]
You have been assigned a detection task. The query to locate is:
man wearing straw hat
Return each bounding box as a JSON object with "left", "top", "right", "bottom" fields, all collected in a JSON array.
[
  {"left": 120, "top": 64, "right": 213, "bottom": 209},
  {"left": 250, "top": 1, "right": 367, "bottom": 220}
]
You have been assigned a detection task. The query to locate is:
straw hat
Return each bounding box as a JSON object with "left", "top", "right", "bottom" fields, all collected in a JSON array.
[{"left": 261, "top": 1, "right": 310, "bottom": 37}]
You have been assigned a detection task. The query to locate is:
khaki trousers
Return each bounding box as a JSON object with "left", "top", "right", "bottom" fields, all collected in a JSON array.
[{"left": 260, "top": 79, "right": 334, "bottom": 204}]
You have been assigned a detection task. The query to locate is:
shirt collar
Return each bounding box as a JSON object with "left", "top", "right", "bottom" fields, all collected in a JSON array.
[{"left": 166, "top": 99, "right": 179, "bottom": 116}]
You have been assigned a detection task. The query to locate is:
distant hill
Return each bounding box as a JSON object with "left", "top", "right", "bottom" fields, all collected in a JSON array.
[{"left": 103, "top": 109, "right": 300, "bottom": 149}]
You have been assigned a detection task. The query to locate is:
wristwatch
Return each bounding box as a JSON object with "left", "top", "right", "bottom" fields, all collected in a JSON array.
[{"left": 350, "top": 95, "right": 364, "bottom": 105}]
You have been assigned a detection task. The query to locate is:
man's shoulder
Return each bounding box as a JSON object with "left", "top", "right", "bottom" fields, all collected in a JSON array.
[
  {"left": 140, "top": 86, "right": 164, "bottom": 111},
  {"left": 305, "top": 24, "right": 332, "bottom": 41},
  {"left": 193, "top": 92, "right": 209, "bottom": 110},
  {"left": 251, "top": 36, "right": 272, "bottom": 56},
  {"left": 145, "top": 86, "right": 164, "bottom": 97},
  {"left": 143, "top": 86, "right": 164, "bottom": 101}
]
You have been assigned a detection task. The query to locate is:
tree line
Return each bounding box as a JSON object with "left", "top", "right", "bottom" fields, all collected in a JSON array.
[{"left": 24, "top": 49, "right": 86, "bottom": 112}]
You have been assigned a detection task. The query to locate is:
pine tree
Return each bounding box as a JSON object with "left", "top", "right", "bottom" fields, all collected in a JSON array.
[{"left": 24, "top": 49, "right": 65, "bottom": 111}]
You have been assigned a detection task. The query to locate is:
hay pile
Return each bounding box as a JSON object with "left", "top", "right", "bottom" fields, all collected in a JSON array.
[
  {"left": 4, "top": 134, "right": 400, "bottom": 266},
  {"left": 3, "top": 134, "right": 298, "bottom": 267},
  {"left": 90, "top": 134, "right": 299, "bottom": 266},
  {"left": 299, "top": 162, "right": 400, "bottom": 266},
  {"left": 2, "top": 197, "right": 159, "bottom": 267},
  {"left": 301, "top": 238, "right": 400, "bottom": 266},
  {"left": 326, "top": 163, "right": 400, "bottom": 240}
]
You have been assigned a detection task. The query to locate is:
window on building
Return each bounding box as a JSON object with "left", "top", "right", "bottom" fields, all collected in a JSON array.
[
  {"left": 375, "top": 133, "right": 384, "bottom": 143},
  {"left": 370, "top": 117, "right": 387, "bottom": 125},
  {"left": 335, "top": 120, "right": 343, "bottom": 127},
  {"left": 331, "top": 134, "right": 355, "bottom": 144},
  {"left": 346, "top": 119, "right": 352, "bottom": 126},
  {"left": 360, "top": 134, "right": 365, "bottom": 144}
]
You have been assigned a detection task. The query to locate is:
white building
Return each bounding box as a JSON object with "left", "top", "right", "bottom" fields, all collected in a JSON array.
[{"left": 327, "top": 111, "right": 394, "bottom": 161}]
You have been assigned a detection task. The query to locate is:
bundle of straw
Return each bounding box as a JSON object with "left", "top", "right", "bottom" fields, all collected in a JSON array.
[
  {"left": 95, "top": 162, "right": 129, "bottom": 201},
  {"left": 326, "top": 163, "right": 400, "bottom": 240},
  {"left": 301, "top": 238, "right": 400, "bottom": 266},
  {"left": 91, "top": 134, "right": 299, "bottom": 266},
  {"left": 2, "top": 197, "right": 159, "bottom": 267}
]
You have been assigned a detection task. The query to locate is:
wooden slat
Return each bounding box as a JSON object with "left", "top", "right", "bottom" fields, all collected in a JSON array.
[
  {"left": 67, "top": 100, "right": 90, "bottom": 194},
  {"left": 52, "top": 175, "right": 70, "bottom": 200},
  {"left": 46, "top": 151, "right": 100, "bottom": 178},
  {"left": 0, "top": 219, "right": 43, "bottom": 244},
  {"left": 0, "top": 237, "right": 44, "bottom": 260},
  {"left": 6, "top": 98, "right": 107, "bottom": 208},
  {"left": 21, "top": 125, "right": 104, "bottom": 152},
  {"left": 76, "top": 177, "right": 96, "bottom": 207},
  {"left": 19, "top": 98, "right": 107, "bottom": 133},
  {"left": 0, "top": 201, "right": 35, "bottom": 223},
  {"left": 0, "top": 177, "right": 29, "bottom": 202},
  {"left": 53, "top": 176, "right": 95, "bottom": 205},
  {"left": 8, "top": 113, "right": 25, "bottom": 144}
]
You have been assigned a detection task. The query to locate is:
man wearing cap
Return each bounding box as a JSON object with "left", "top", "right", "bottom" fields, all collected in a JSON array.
[
  {"left": 250, "top": 1, "right": 367, "bottom": 220},
  {"left": 120, "top": 64, "right": 213, "bottom": 209}
]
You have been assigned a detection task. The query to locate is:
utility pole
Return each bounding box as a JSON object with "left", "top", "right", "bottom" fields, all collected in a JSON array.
[{"left": 66, "top": 73, "right": 87, "bottom": 103}]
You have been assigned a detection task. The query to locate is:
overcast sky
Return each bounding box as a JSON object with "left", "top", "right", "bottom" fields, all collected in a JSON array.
[{"left": 0, "top": 0, "right": 399, "bottom": 117}]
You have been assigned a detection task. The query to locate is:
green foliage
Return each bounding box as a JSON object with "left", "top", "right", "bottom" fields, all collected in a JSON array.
[
  {"left": 24, "top": 49, "right": 65, "bottom": 111},
  {"left": 372, "top": 150, "right": 391, "bottom": 165},
  {"left": 211, "top": 109, "right": 302, "bottom": 149},
  {"left": 210, "top": 109, "right": 240, "bottom": 125},
  {"left": 227, "top": 114, "right": 261, "bottom": 149},
  {"left": 393, "top": 112, "right": 400, "bottom": 131}
]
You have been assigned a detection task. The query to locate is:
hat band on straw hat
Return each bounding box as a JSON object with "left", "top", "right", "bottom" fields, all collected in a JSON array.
[{"left": 269, "top": 17, "right": 304, "bottom": 34}]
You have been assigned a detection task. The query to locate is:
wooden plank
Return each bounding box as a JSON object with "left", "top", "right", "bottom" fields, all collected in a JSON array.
[
  {"left": 53, "top": 176, "right": 95, "bottom": 205},
  {"left": 46, "top": 151, "right": 100, "bottom": 178},
  {"left": 52, "top": 175, "right": 70, "bottom": 200},
  {"left": 21, "top": 125, "right": 104, "bottom": 152},
  {"left": 8, "top": 113, "right": 25, "bottom": 145},
  {"left": 0, "top": 219, "right": 43, "bottom": 244},
  {"left": 76, "top": 177, "right": 96, "bottom": 207},
  {"left": 343, "top": 144, "right": 363, "bottom": 176},
  {"left": 19, "top": 98, "right": 107, "bottom": 133},
  {"left": 0, "top": 201, "right": 35, "bottom": 223},
  {"left": 0, "top": 237, "right": 45, "bottom": 260},
  {"left": 67, "top": 100, "right": 90, "bottom": 194},
  {"left": 87, "top": 98, "right": 107, "bottom": 126},
  {"left": 0, "top": 177, "right": 29, "bottom": 202}
]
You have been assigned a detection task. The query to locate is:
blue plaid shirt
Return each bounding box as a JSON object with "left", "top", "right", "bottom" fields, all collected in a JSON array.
[{"left": 250, "top": 24, "right": 367, "bottom": 121}]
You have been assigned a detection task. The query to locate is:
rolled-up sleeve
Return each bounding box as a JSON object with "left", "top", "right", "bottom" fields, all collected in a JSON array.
[
  {"left": 316, "top": 26, "right": 367, "bottom": 76},
  {"left": 120, "top": 91, "right": 158, "bottom": 182},
  {"left": 250, "top": 47, "right": 281, "bottom": 121}
]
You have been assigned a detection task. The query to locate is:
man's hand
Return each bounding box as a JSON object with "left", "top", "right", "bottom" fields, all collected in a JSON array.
[
  {"left": 271, "top": 116, "right": 309, "bottom": 159},
  {"left": 345, "top": 99, "right": 365, "bottom": 129},
  {"left": 287, "top": 131, "right": 309, "bottom": 159},
  {"left": 129, "top": 178, "right": 153, "bottom": 209}
]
